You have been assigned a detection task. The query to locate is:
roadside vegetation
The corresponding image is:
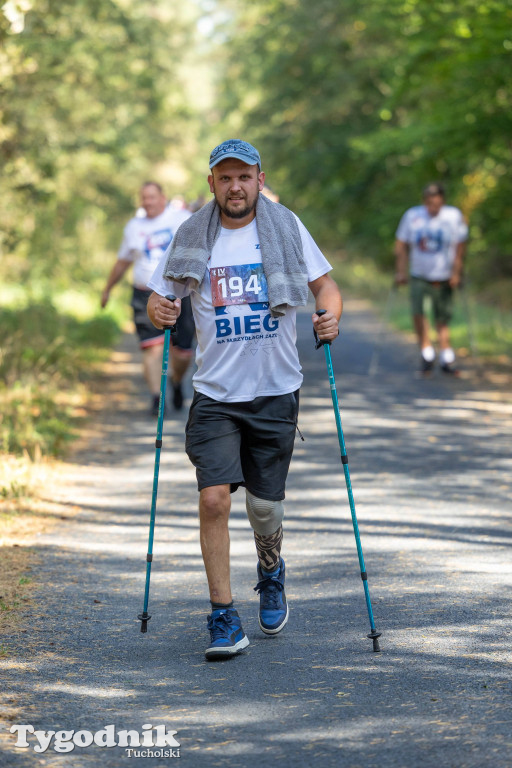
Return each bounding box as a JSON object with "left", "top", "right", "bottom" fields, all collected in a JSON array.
[{"left": 0, "top": 291, "right": 123, "bottom": 462}]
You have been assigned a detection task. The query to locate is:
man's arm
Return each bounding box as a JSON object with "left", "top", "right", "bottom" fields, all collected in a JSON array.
[
  {"left": 147, "top": 292, "right": 182, "bottom": 329},
  {"left": 394, "top": 240, "right": 409, "bottom": 285},
  {"left": 101, "top": 259, "right": 132, "bottom": 308},
  {"left": 450, "top": 241, "right": 466, "bottom": 289},
  {"left": 308, "top": 273, "right": 343, "bottom": 342}
]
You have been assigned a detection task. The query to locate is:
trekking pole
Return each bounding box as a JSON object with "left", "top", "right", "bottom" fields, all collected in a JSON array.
[
  {"left": 459, "top": 279, "right": 481, "bottom": 371},
  {"left": 138, "top": 294, "right": 176, "bottom": 633},
  {"left": 368, "top": 280, "right": 396, "bottom": 377},
  {"left": 315, "top": 310, "right": 382, "bottom": 652}
]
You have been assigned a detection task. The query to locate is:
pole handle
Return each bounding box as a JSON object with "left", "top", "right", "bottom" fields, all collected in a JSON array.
[
  {"left": 313, "top": 308, "right": 331, "bottom": 349},
  {"left": 164, "top": 294, "right": 177, "bottom": 334}
]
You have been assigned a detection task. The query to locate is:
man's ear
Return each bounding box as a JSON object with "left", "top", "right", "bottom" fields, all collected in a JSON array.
[
  {"left": 208, "top": 174, "right": 214, "bottom": 193},
  {"left": 258, "top": 171, "right": 266, "bottom": 191}
]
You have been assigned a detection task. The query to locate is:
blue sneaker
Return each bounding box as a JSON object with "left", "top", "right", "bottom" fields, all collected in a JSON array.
[
  {"left": 205, "top": 608, "right": 249, "bottom": 660},
  {"left": 254, "top": 558, "right": 289, "bottom": 635}
]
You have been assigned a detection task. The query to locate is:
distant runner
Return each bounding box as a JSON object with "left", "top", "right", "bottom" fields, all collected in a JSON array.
[
  {"left": 395, "top": 182, "right": 468, "bottom": 376},
  {"left": 101, "top": 182, "right": 195, "bottom": 414},
  {"left": 147, "top": 140, "right": 342, "bottom": 659}
]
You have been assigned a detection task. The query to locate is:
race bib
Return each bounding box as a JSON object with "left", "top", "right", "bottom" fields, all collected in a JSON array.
[{"left": 210, "top": 263, "right": 268, "bottom": 307}]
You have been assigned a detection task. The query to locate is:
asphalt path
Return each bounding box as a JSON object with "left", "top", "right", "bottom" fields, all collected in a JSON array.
[{"left": 2, "top": 298, "right": 512, "bottom": 768}]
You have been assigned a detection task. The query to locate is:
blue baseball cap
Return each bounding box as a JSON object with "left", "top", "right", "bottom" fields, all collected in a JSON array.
[{"left": 209, "top": 139, "right": 261, "bottom": 170}]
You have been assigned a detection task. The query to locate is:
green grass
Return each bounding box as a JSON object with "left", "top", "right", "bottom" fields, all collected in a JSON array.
[
  {"left": 0, "top": 478, "right": 28, "bottom": 500},
  {"left": 330, "top": 253, "right": 512, "bottom": 362},
  {"left": 0, "top": 286, "right": 126, "bottom": 460}
]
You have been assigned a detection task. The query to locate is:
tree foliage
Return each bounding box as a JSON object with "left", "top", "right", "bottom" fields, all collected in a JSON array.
[
  {"left": 0, "top": 0, "right": 199, "bottom": 289},
  {"left": 218, "top": 0, "right": 512, "bottom": 285}
]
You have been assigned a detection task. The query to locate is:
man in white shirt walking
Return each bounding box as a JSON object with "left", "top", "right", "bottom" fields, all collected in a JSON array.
[
  {"left": 395, "top": 183, "right": 468, "bottom": 375},
  {"left": 147, "top": 140, "right": 342, "bottom": 659},
  {"left": 101, "top": 182, "right": 195, "bottom": 414}
]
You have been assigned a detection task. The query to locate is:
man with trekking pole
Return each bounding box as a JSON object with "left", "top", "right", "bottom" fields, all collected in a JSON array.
[
  {"left": 394, "top": 182, "right": 468, "bottom": 376},
  {"left": 147, "top": 139, "right": 342, "bottom": 659},
  {"left": 101, "top": 182, "right": 195, "bottom": 415}
]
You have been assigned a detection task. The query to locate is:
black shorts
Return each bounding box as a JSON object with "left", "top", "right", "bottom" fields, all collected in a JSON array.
[
  {"left": 185, "top": 390, "right": 300, "bottom": 501},
  {"left": 131, "top": 288, "right": 195, "bottom": 352}
]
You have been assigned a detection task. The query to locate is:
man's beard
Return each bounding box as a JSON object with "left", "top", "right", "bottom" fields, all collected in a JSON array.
[{"left": 215, "top": 191, "right": 258, "bottom": 220}]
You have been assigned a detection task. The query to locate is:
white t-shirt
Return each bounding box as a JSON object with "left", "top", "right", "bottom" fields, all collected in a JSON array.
[
  {"left": 148, "top": 216, "right": 332, "bottom": 402},
  {"left": 118, "top": 206, "right": 191, "bottom": 289},
  {"left": 396, "top": 205, "right": 468, "bottom": 281}
]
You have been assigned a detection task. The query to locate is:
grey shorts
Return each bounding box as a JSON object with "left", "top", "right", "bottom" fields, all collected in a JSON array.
[
  {"left": 185, "top": 390, "right": 300, "bottom": 501},
  {"left": 410, "top": 277, "right": 453, "bottom": 325}
]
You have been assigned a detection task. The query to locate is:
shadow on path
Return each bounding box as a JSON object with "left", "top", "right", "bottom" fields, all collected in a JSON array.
[{"left": 2, "top": 299, "right": 512, "bottom": 768}]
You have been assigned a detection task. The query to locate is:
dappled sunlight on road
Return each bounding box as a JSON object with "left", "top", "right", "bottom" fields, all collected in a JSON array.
[{"left": 3, "top": 305, "right": 512, "bottom": 767}]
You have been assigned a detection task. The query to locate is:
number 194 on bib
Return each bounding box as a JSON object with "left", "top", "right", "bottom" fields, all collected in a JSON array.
[{"left": 210, "top": 263, "right": 269, "bottom": 307}]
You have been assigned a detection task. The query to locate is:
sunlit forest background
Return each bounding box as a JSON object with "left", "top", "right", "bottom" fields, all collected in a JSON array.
[{"left": 1, "top": 0, "right": 511, "bottom": 467}]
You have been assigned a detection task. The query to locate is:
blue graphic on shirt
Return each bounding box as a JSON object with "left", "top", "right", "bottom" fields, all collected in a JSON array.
[
  {"left": 144, "top": 229, "right": 173, "bottom": 260},
  {"left": 416, "top": 228, "right": 443, "bottom": 254}
]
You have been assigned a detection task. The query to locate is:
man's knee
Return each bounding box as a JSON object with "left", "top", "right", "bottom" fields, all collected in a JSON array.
[
  {"left": 245, "top": 490, "right": 284, "bottom": 535},
  {"left": 143, "top": 343, "right": 164, "bottom": 360},
  {"left": 172, "top": 346, "right": 193, "bottom": 360},
  {"left": 200, "top": 485, "right": 231, "bottom": 521}
]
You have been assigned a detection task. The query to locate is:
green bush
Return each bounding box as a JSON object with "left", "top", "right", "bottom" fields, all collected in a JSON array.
[{"left": 0, "top": 298, "right": 121, "bottom": 459}]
